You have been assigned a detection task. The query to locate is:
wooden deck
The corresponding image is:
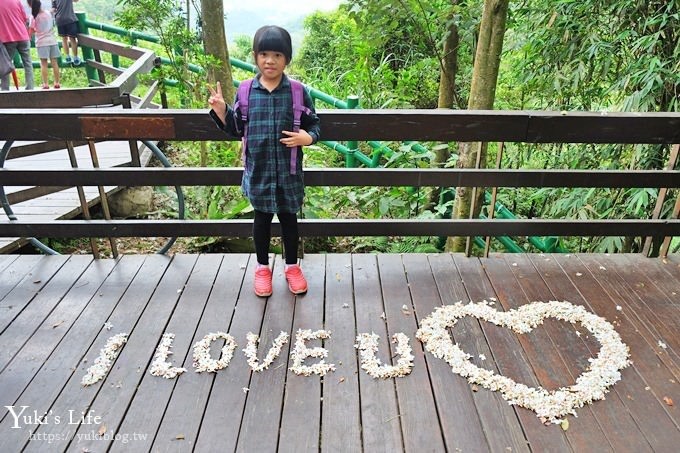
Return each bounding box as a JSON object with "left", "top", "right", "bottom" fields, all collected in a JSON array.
[
  {"left": 0, "top": 252, "right": 678, "bottom": 452},
  {"left": 0, "top": 140, "right": 152, "bottom": 253}
]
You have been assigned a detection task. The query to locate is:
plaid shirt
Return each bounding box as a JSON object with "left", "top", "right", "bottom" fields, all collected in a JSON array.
[{"left": 210, "top": 74, "right": 321, "bottom": 214}]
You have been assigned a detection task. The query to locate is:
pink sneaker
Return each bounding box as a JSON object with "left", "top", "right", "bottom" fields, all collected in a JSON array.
[
  {"left": 254, "top": 266, "right": 272, "bottom": 297},
  {"left": 285, "top": 264, "right": 308, "bottom": 295}
]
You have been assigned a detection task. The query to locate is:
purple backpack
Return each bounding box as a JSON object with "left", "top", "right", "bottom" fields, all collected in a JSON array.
[{"left": 234, "top": 78, "right": 311, "bottom": 175}]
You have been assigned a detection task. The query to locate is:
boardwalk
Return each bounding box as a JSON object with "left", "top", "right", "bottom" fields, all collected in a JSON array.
[
  {"left": 0, "top": 252, "right": 679, "bottom": 452},
  {"left": 0, "top": 140, "right": 151, "bottom": 253}
]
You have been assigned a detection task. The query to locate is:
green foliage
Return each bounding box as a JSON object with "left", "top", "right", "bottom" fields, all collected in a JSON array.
[
  {"left": 230, "top": 35, "right": 255, "bottom": 63},
  {"left": 78, "top": 0, "right": 117, "bottom": 22},
  {"left": 296, "top": 5, "right": 449, "bottom": 108},
  {"left": 115, "top": 0, "right": 218, "bottom": 107},
  {"left": 510, "top": 0, "right": 679, "bottom": 112}
]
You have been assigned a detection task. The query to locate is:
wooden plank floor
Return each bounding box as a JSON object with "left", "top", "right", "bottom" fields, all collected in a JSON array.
[
  {"left": 0, "top": 140, "right": 150, "bottom": 253},
  {"left": 0, "top": 253, "right": 678, "bottom": 452}
]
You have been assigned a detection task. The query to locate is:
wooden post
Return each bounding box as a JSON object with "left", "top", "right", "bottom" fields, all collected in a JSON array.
[
  {"left": 643, "top": 143, "right": 679, "bottom": 256},
  {"left": 119, "top": 94, "right": 142, "bottom": 167},
  {"left": 484, "top": 142, "right": 505, "bottom": 257},
  {"left": 65, "top": 141, "right": 100, "bottom": 258},
  {"left": 87, "top": 140, "right": 119, "bottom": 258},
  {"left": 464, "top": 141, "right": 485, "bottom": 257}
]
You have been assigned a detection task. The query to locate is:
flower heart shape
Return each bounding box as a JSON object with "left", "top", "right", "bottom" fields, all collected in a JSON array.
[{"left": 415, "top": 301, "right": 630, "bottom": 423}]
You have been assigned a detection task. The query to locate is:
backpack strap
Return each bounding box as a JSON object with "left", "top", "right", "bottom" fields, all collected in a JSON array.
[
  {"left": 289, "top": 79, "right": 312, "bottom": 175},
  {"left": 234, "top": 78, "right": 253, "bottom": 123},
  {"left": 233, "top": 79, "right": 254, "bottom": 166}
]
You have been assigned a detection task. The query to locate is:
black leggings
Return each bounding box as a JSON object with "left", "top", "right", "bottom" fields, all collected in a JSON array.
[{"left": 253, "top": 210, "right": 299, "bottom": 265}]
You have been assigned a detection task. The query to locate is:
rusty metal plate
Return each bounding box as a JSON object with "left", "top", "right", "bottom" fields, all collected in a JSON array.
[{"left": 81, "top": 116, "right": 176, "bottom": 139}]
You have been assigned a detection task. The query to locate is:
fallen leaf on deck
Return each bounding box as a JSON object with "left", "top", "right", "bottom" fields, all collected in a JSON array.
[
  {"left": 560, "top": 419, "right": 569, "bottom": 431},
  {"left": 98, "top": 425, "right": 107, "bottom": 436},
  {"left": 175, "top": 434, "right": 185, "bottom": 440},
  {"left": 663, "top": 396, "right": 674, "bottom": 406},
  {"left": 52, "top": 320, "right": 64, "bottom": 328},
  {"left": 33, "top": 280, "right": 41, "bottom": 284},
  {"left": 339, "top": 377, "right": 345, "bottom": 383}
]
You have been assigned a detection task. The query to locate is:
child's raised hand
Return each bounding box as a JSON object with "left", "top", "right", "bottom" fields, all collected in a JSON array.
[{"left": 208, "top": 82, "right": 227, "bottom": 120}]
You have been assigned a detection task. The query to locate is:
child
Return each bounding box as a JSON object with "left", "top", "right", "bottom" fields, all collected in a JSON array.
[
  {"left": 52, "top": 0, "right": 80, "bottom": 66},
  {"left": 28, "top": 0, "right": 60, "bottom": 88},
  {"left": 208, "top": 25, "right": 321, "bottom": 297}
]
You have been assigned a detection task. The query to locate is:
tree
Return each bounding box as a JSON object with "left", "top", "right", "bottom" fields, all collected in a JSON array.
[
  {"left": 505, "top": 0, "right": 679, "bottom": 253},
  {"left": 446, "top": 0, "right": 510, "bottom": 252},
  {"left": 437, "top": 0, "right": 460, "bottom": 109},
  {"left": 200, "top": 0, "right": 234, "bottom": 102}
]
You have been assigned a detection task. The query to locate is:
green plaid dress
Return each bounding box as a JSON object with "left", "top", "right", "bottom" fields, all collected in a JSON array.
[{"left": 210, "top": 74, "right": 321, "bottom": 214}]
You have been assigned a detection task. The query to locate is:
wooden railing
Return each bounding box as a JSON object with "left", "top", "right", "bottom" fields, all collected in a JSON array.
[
  {"left": 1, "top": 109, "right": 679, "bottom": 256},
  {"left": 0, "top": 37, "right": 158, "bottom": 206}
]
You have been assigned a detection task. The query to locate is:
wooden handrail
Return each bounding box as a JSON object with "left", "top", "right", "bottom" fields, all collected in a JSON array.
[
  {"left": 1, "top": 168, "right": 678, "bottom": 189},
  {"left": 1, "top": 219, "right": 677, "bottom": 238},
  {"left": 1, "top": 109, "right": 679, "bottom": 142},
  {"left": 1, "top": 103, "right": 678, "bottom": 253}
]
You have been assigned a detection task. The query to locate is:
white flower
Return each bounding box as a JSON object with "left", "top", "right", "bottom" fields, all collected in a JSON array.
[
  {"left": 243, "top": 331, "right": 289, "bottom": 372},
  {"left": 355, "top": 332, "right": 414, "bottom": 379},
  {"left": 81, "top": 333, "right": 128, "bottom": 386},
  {"left": 149, "top": 333, "right": 187, "bottom": 379},
  {"left": 416, "top": 301, "right": 630, "bottom": 424},
  {"left": 289, "top": 329, "right": 335, "bottom": 376},
  {"left": 192, "top": 332, "right": 237, "bottom": 373}
]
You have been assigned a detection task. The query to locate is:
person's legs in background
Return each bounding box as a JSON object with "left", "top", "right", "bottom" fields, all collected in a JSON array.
[
  {"left": 16, "top": 40, "right": 34, "bottom": 90},
  {"left": 69, "top": 35, "right": 80, "bottom": 65},
  {"left": 60, "top": 35, "right": 71, "bottom": 63},
  {"left": 51, "top": 56, "right": 60, "bottom": 88},
  {"left": 41, "top": 44, "right": 61, "bottom": 88},
  {"left": 39, "top": 57, "right": 49, "bottom": 88},
  {"left": 1, "top": 42, "right": 17, "bottom": 91}
]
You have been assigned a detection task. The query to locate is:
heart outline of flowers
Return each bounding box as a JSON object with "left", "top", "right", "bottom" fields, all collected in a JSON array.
[{"left": 415, "top": 300, "right": 630, "bottom": 423}]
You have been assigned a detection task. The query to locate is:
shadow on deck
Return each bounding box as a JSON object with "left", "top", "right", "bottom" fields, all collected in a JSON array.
[{"left": 0, "top": 252, "right": 678, "bottom": 452}]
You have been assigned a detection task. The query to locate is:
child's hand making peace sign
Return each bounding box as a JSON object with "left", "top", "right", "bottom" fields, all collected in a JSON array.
[{"left": 208, "top": 82, "right": 227, "bottom": 123}]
